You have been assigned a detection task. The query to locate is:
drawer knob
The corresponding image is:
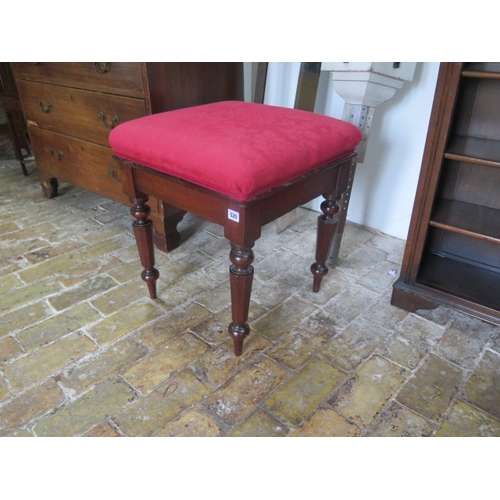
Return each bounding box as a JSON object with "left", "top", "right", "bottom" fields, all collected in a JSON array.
[
  {"left": 48, "top": 148, "right": 63, "bottom": 161},
  {"left": 37, "top": 99, "right": 52, "bottom": 113},
  {"left": 93, "top": 62, "right": 112, "bottom": 74},
  {"left": 99, "top": 112, "right": 119, "bottom": 129}
]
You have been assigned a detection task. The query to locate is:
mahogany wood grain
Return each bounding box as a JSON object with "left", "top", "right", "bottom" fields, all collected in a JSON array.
[{"left": 145, "top": 63, "right": 244, "bottom": 112}]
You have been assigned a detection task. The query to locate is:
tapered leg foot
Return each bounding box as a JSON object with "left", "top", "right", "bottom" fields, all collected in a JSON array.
[
  {"left": 228, "top": 323, "right": 250, "bottom": 357},
  {"left": 228, "top": 243, "right": 254, "bottom": 356},
  {"left": 131, "top": 196, "right": 159, "bottom": 299},
  {"left": 311, "top": 194, "right": 340, "bottom": 293}
]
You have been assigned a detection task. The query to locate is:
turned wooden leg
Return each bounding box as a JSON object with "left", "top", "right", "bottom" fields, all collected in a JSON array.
[
  {"left": 311, "top": 193, "right": 341, "bottom": 293},
  {"left": 131, "top": 196, "right": 159, "bottom": 299},
  {"left": 228, "top": 243, "right": 254, "bottom": 356}
]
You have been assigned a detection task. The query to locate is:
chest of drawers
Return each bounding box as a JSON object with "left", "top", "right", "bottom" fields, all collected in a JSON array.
[{"left": 11, "top": 62, "right": 243, "bottom": 251}]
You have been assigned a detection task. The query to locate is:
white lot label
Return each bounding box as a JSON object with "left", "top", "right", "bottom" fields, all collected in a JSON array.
[{"left": 228, "top": 209, "right": 240, "bottom": 223}]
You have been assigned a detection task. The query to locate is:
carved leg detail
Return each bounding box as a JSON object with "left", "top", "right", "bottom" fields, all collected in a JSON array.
[
  {"left": 228, "top": 243, "right": 254, "bottom": 356},
  {"left": 311, "top": 193, "right": 341, "bottom": 293},
  {"left": 131, "top": 196, "right": 159, "bottom": 299}
]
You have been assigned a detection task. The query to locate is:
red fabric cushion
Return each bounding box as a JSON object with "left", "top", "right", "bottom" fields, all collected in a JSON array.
[{"left": 109, "top": 101, "right": 362, "bottom": 201}]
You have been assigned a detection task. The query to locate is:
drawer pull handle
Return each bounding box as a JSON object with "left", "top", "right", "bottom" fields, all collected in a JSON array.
[
  {"left": 99, "top": 112, "right": 119, "bottom": 129},
  {"left": 37, "top": 99, "right": 52, "bottom": 113},
  {"left": 93, "top": 62, "right": 112, "bottom": 74},
  {"left": 48, "top": 148, "right": 63, "bottom": 161}
]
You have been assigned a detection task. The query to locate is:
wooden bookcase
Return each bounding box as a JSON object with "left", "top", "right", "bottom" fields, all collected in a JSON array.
[{"left": 391, "top": 62, "right": 500, "bottom": 325}]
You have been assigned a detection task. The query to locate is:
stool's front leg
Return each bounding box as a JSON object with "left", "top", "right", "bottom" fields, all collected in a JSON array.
[
  {"left": 131, "top": 196, "right": 159, "bottom": 300},
  {"left": 228, "top": 243, "right": 254, "bottom": 356},
  {"left": 311, "top": 193, "right": 341, "bottom": 293}
]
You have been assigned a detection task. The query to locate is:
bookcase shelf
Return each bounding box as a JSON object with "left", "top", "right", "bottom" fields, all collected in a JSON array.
[{"left": 392, "top": 62, "right": 500, "bottom": 325}]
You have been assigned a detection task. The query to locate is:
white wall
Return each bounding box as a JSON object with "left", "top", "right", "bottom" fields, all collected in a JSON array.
[{"left": 260, "top": 62, "right": 441, "bottom": 241}]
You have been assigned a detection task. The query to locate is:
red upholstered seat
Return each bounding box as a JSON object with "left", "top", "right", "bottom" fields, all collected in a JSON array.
[
  {"left": 108, "top": 101, "right": 361, "bottom": 201},
  {"left": 109, "top": 100, "right": 362, "bottom": 357}
]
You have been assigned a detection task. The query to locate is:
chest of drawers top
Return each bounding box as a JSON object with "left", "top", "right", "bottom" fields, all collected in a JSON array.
[{"left": 11, "top": 62, "right": 145, "bottom": 97}]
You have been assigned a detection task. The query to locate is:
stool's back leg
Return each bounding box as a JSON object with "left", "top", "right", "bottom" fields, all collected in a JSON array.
[
  {"left": 131, "top": 196, "right": 159, "bottom": 299},
  {"left": 311, "top": 194, "right": 340, "bottom": 292},
  {"left": 228, "top": 243, "right": 254, "bottom": 356},
  {"left": 310, "top": 160, "right": 352, "bottom": 292}
]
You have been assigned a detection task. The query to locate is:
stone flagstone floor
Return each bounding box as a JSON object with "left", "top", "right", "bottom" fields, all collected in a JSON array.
[{"left": 1, "top": 139, "right": 500, "bottom": 437}]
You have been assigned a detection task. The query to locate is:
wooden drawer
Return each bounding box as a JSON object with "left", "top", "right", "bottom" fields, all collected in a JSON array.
[
  {"left": 29, "top": 127, "right": 128, "bottom": 204},
  {"left": 11, "top": 62, "right": 145, "bottom": 97},
  {"left": 18, "top": 80, "right": 147, "bottom": 147}
]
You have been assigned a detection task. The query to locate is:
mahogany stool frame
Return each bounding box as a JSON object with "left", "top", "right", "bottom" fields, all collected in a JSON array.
[{"left": 117, "top": 152, "right": 356, "bottom": 356}]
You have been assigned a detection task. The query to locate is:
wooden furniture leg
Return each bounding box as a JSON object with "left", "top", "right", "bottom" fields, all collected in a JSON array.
[
  {"left": 311, "top": 192, "right": 341, "bottom": 292},
  {"left": 151, "top": 202, "right": 187, "bottom": 253},
  {"left": 130, "top": 195, "right": 159, "bottom": 299},
  {"left": 41, "top": 176, "right": 59, "bottom": 198},
  {"left": 228, "top": 243, "right": 255, "bottom": 356},
  {"left": 311, "top": 160, "right": 350, "bottom": 292}
]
